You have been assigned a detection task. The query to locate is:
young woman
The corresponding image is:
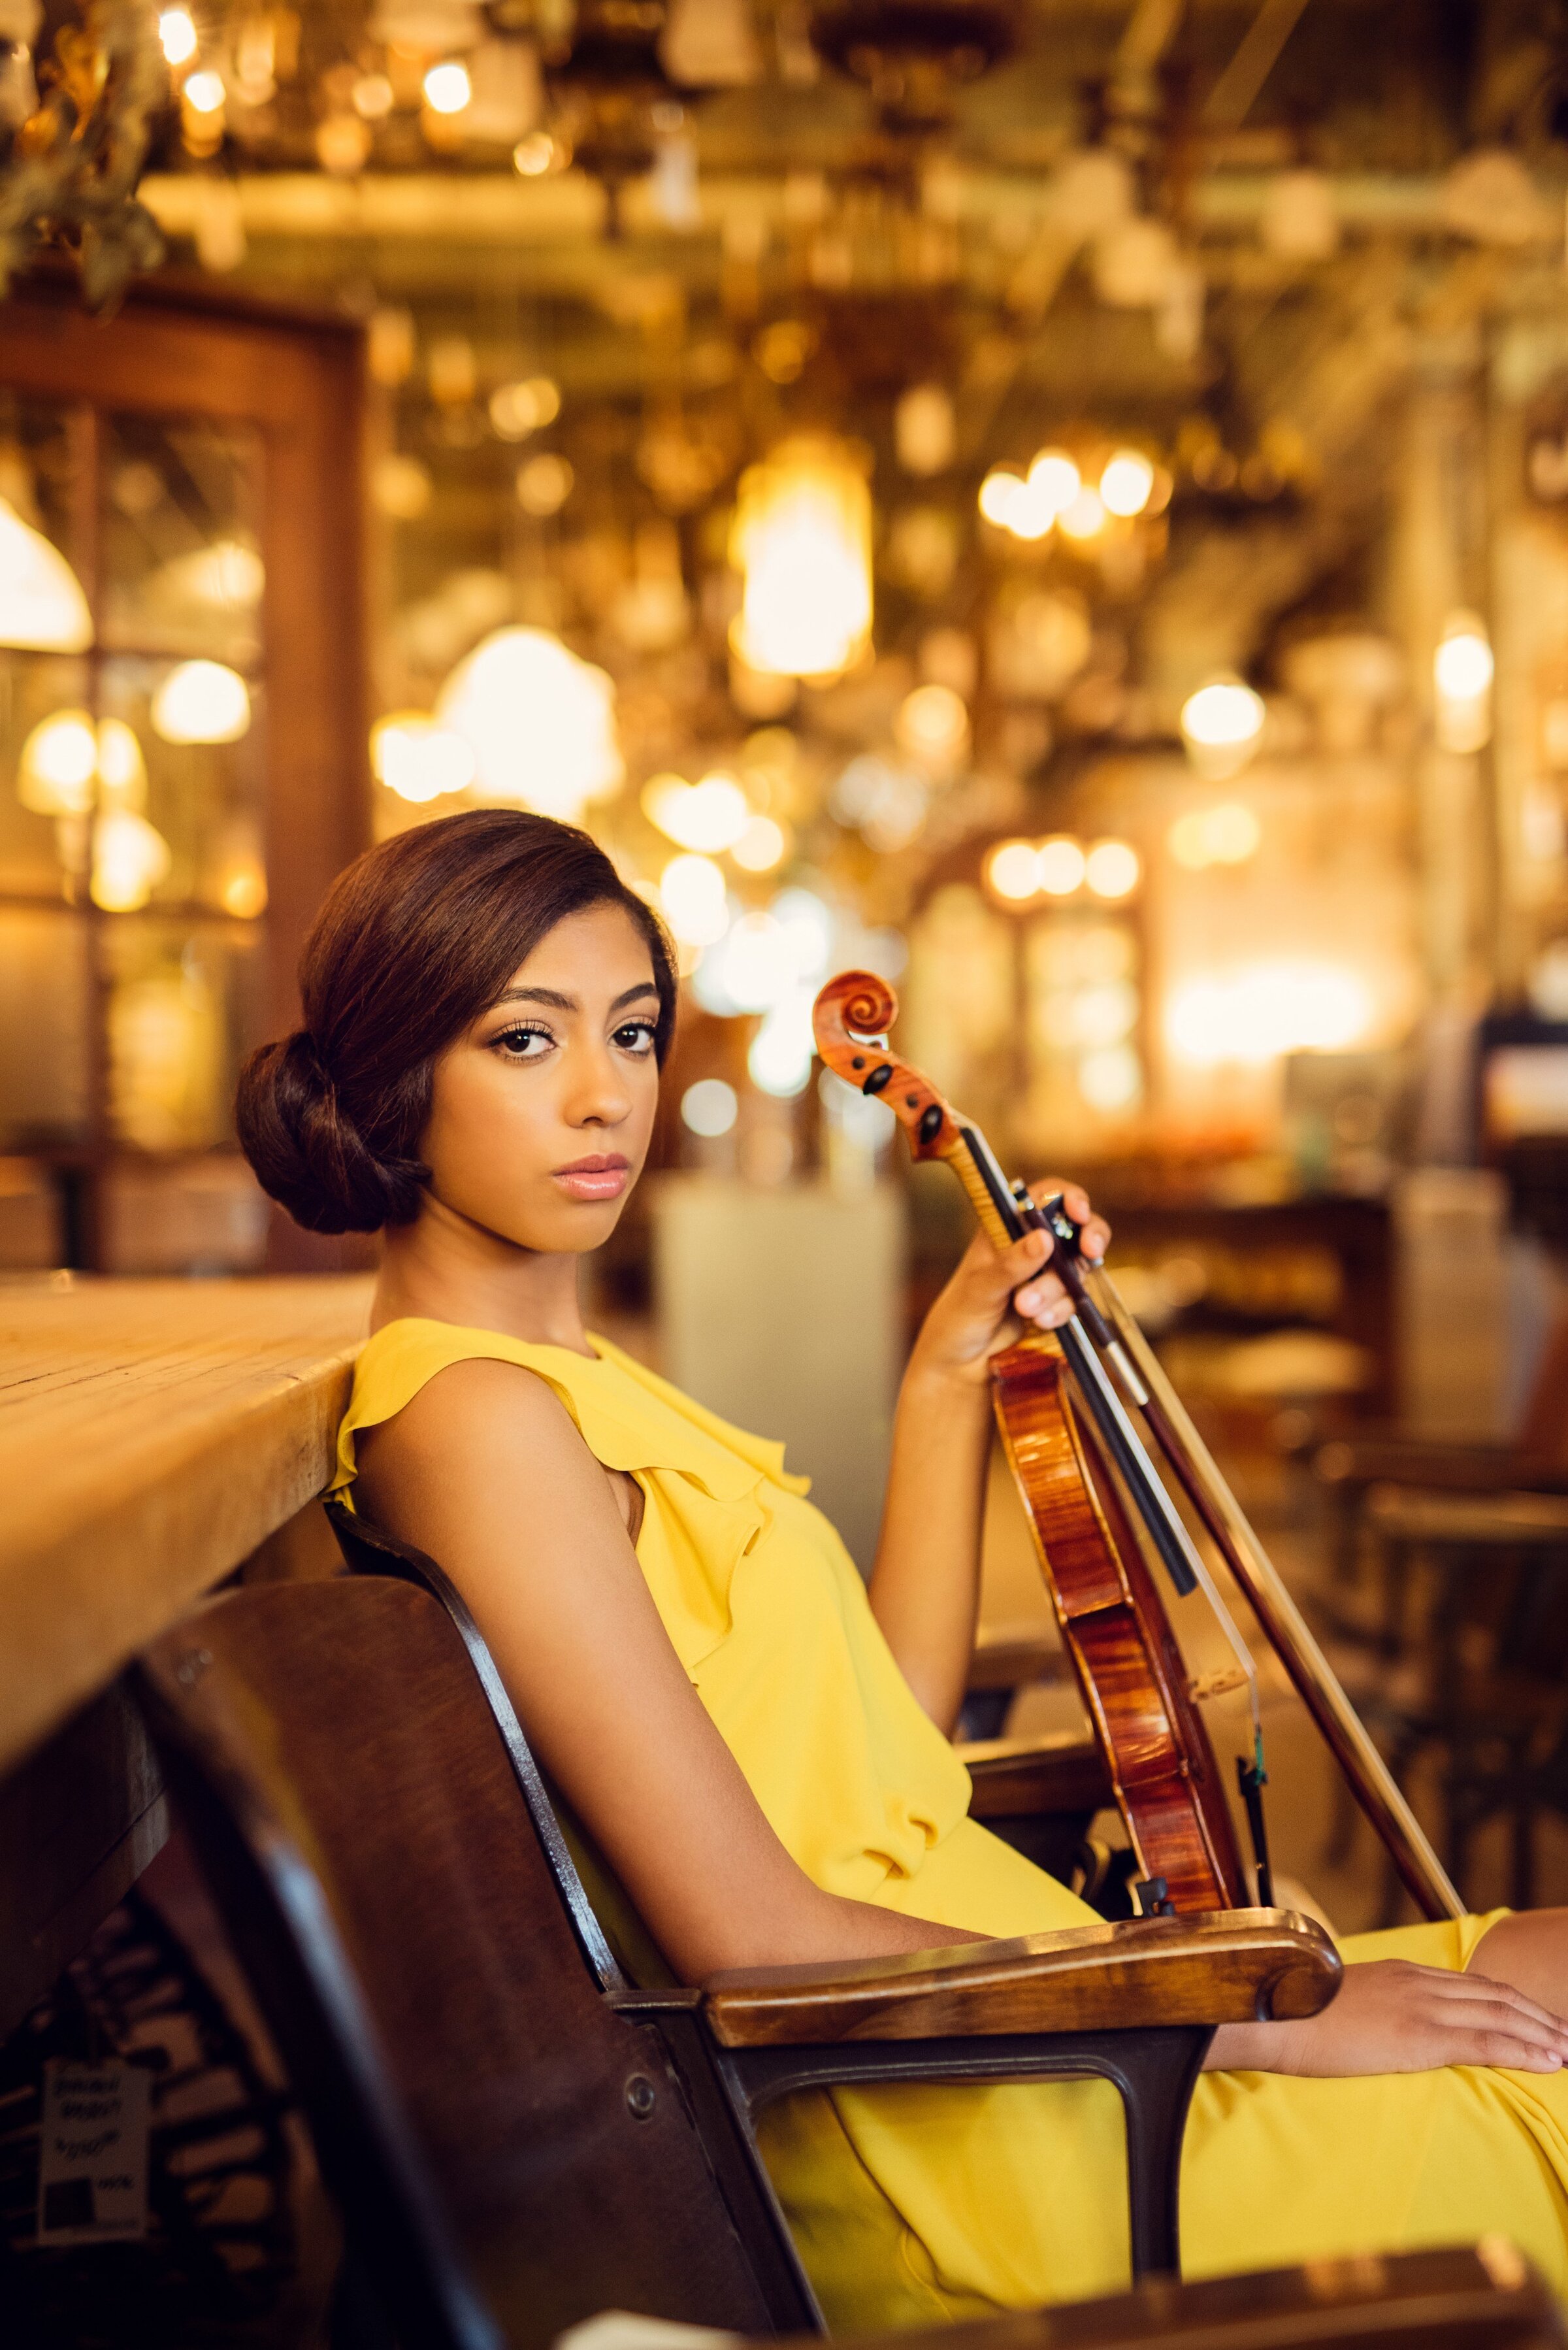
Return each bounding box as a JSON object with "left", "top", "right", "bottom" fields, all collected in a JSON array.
[{"left": 240, "top": 808, "right": 1568, "bottom": 2327}]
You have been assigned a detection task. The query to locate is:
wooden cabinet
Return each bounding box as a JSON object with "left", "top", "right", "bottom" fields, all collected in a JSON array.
[{"left": 0, "top": 278, "right": 368, "bottom": 1270}]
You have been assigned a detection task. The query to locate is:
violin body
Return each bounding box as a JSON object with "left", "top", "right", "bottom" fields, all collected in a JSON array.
[
  {"left": 992, "top": 1334, "right": 1248, "bottom": 1912},
  {"left": 813, "top": 965, "right": 1463, "bottom": 1924}
]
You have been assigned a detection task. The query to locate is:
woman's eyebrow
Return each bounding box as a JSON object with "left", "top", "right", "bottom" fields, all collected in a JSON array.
[
  {"left": 489, "top": 981, "right": 659, "bottom": 1014},
  {"left": 494, "top": 986, "right": 575, "bottom": 1010}
]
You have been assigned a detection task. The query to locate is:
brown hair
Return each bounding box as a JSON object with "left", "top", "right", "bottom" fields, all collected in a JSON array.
[{"left": 237, "top": 808, "right": 678, "bottom": 1234}]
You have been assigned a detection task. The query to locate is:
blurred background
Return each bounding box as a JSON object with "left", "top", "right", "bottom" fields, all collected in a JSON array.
[{"left": 7, "top": 0, "right": 1568, "bottom": 1928}]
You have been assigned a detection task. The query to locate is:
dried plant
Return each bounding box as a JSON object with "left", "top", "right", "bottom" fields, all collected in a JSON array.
[{"left": 0, "top": 0, "right": 165, "bottom": 309}]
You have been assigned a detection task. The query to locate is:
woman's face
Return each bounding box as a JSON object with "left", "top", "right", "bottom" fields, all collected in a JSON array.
[{"left": 419, "top": 901, "right": 662, "bottom": 1254}]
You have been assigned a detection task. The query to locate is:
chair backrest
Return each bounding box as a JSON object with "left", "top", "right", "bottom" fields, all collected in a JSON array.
[{"left": 137, "top": 1577, "right": 783, "bottom": 2349}]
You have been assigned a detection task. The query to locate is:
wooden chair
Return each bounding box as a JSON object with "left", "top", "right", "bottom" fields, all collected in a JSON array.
[{"left": 136, "top": 1570, "right": 1340, "bottom": 2348}]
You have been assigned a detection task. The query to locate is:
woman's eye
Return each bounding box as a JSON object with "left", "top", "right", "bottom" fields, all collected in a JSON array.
[
  {"left": 493, "top": 1025, "right": 553, "bottom": 1060},
  {"left": 613, "top": 1020, "right": 657, "bottom": 1053}
]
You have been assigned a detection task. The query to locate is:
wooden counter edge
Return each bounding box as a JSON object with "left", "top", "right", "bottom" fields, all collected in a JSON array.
[{"left": 0, "top": 1338, "right": 362, "bottom": 1777}]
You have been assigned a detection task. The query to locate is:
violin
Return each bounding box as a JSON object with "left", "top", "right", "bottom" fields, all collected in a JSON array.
[{"left": 813, "top": 968, "right": 1462, "bottom": 1923}]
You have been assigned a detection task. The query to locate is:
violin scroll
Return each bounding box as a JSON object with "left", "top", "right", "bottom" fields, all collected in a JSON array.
[{"left": 812, "top": 970, "right": 964, "bottom": 1163}]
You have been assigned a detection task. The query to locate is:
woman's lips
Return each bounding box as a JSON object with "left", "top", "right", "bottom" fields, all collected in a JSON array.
[{"left": 553, "top": 1156, "right": 630, "bottom": 1202}]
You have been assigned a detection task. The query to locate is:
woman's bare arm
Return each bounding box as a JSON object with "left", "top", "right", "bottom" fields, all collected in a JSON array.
[
  {"left": 869, "top": 1184, "right": 1109, "bottom": 1733},
  {"left": 355, "top": 1358, "right": 985, "bottom": 1983}
]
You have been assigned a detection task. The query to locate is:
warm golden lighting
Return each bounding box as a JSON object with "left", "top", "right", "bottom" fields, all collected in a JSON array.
[
  {"left": 489, "top": 377, "right": 561, "bottom": 440},
  {"left": 183, "top": 67, "right": 225, "bottom": 112},
  {"left": 1180, "top": 676, "right": 1265, "bottom": 779},
  {"left": 1038, "top": 836, "right": 1088, "bottom": 895},
  {"left": 0, "top": 498, "right": 93, "bottom": 653},
  {"left": 158, "top": 8, "right": 197, "bottom": 66},
  {"left": 895, "top": 683, "right": 968, "bottom": 770},
  {"left": 18, "top": 710, "right": 97, "bottom": 816},
  {"left": 1085, "top": 838, "right": 1140, "bottom": 898},
  {"left": 642, "top": 770, "right": 751, "bottom": 852},
  {"left": 370, "top": 712, "right": 478, "bottom": 803},
  {"left": 1028, "top": 449, "right": 1081, "bottom": 514},
  {"left": 729, "top": 437, "right": 872, "bottom": 680},
  {"left": 436, "top": 627, "right": 621, "bottom": 819},
  {"left": 1169, "top": 801, "right": 1261, "bottom": 869},
  {"left": 659, "top": 853, "right": 729, "bottom": 946},
  {"left": 1434, "top": 610, "right": 1494, "bottom": 752},
  {"left": 152, "top": 659, "right": 251, "bottom": 745},
  {"left": 95, "top": 718, "right": 148, "bottom": 810},
  {"left": 1057, "top": 484, "right": 1107, "bottom": 542},
  {"left": 515, "top": 453, "right": 574, "bottom": 515},
  {"left": 732, "top": 813, "right": 789, "bottom": 872},
  {"left": 1168, "top": 961, "right": 1372, "bottom": 1066},
  {"left": 979, "top": 468, "right": 1025, "bottom": 528},
  {"left": 91, "top": 810, "right": 171, "bottom": 912},
  {"left": 986, "top": 838, "right": 1043, "bottom": 903},
  {"left": 423, "top": 59, "right": 472, "bottom": 113},
  {"left": 1100, "top": 449, "right": 1155, "bottom": 518}
]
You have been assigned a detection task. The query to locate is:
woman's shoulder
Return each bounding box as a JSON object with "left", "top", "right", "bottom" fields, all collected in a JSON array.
[{"left": 331, "top": 1316, "right": 606, "bottom": 1497}]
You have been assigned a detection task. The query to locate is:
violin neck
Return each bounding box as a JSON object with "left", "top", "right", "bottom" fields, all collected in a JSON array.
[{"left": 944, "top": 1125, "right": 1025, "bottom": 1253}]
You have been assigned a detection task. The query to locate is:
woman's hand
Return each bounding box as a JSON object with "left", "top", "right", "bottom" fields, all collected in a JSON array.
[
  {"left": 907, "top": 1182, "right": 1113, "bottom": 1393},
  {"left": 1207, "top": 1959, "right": 1568, "bottom": 2077}
]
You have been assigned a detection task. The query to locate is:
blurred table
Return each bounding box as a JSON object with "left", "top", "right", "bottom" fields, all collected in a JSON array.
[{"left": 0, "top": 1274, "right": 369, "bottom": 2036}]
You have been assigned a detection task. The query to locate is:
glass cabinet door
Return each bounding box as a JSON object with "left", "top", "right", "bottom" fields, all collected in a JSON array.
[{"left": 0, "top": 288, "right": 367, "bottom": 1272}]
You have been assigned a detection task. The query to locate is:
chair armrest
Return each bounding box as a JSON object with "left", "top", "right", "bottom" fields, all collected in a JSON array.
[
  {"left": 1315, "top": 1436, "right": 1568, "bottom": 1493},
  {"left": 1366, "top": 1482, "right": 1568, "bottom": 1547},
  {"left": 958, "top": 1731, "right": 1111, "bottom": 1819},
  {"left": 701, "top": 1908, "right": 1339, "bottom": 2047}
]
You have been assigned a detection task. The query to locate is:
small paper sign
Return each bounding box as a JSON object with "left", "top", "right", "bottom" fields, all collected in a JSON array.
[{"left": 36, "top": 2060, "right": 151, "bottom": 2244}]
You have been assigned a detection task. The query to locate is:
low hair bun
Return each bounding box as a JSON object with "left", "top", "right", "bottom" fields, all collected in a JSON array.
[{"left": 236, "top": 1029, "right": 427, "bottom": 1235}]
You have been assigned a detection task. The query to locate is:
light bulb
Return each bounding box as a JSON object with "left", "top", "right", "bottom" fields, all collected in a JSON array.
[
  {"left": 1038, "top": 836, "right": 1087, "bottom": 895},
  {"left": 642, "top": 772, "right": 750, "bottom": 853},
  {"left": 436, "top": 627, "right": 620, "bottom": 818},
  {"left": 729, "top": 437, "right": 872, "bottom": 680},
  {"left": 1100, "top": 449, "right": 1155, "bottom": 518},
  {"left": 659, "top": 854, "right": 729, "bottom": 946},
  {"left": 1180, "top": 678, "right": 1265, "bottom": 778},
  {"left": 152, "top": 659, "right": 251, "bottom": 744},
  {"left": 986, "top": 839, "right": 1041, "bottom": 904},
  {"left": 978, "top": 469, "right": 1025, "bottom": 527},
  {"left": 731, "top": 814, "right": 788, "bottom": 872},
  {"left": 183, "top": 69, "right": 225, "bottom": 113},
  {"left": 681, "top": 1079, "right": 738, "bottom": 1137},
  {"left": 1434, "top": 618, "right": 1494, "bottom": 701},
  {"left": 423, "top": 60, "right": 472, "bottom": 114},
  {"left": 1057, "top": 485, "right": 1107, "bottom": 542},
  {"left": 91, "top": 810, "right": 171, "bottom": 912},
  {"left": 371, "top": 714, "right": 478, "bottom": 803},
  {"left": 1085, "top": 838, "right": 1140, "bottom": 899},
  {"left": 1027, "top": 449, "right": 1081, "bottom": 514},
  {"left": 18, "top": 710, "right": 98, "bottom": 817},
  {"left": 158, "top": 8, "right": 197, "bottom": 66}
]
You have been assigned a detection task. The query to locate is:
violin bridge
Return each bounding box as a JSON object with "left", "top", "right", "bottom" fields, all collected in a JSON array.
[{"left": 1188, "top": 1665, "right": 1249, "bottom": 1702}]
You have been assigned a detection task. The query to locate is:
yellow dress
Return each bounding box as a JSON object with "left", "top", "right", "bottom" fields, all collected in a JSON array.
[{"left": 333, "top": 1319, "right": 1568, "bottom": 2328}]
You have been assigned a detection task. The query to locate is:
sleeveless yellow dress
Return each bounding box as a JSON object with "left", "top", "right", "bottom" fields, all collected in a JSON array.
[{"left": 333, "top": 1319, "right": 1568, "bottom": 2326}]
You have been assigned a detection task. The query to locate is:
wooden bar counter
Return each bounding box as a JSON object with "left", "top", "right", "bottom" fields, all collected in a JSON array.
[{"left": 0, "top": 1273, "right": 370, "bottom": 2036}]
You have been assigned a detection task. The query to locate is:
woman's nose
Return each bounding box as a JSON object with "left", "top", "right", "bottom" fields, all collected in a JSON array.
[{"left": 566, "top": 1050, "right": 630, "bottom": 1126}]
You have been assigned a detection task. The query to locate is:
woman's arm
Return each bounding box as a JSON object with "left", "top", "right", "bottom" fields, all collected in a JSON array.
[
  {"left": 355, "top": 1358, "right": 986, "bottom": 1983},
  {"left": 868, "top": 1183, "right": 1110, "bottom": 1734}
]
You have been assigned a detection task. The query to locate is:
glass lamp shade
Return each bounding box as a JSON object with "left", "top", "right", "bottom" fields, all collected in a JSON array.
[
  {"left": 436, "top": 626, "right": 623, "bottom": 818},
  {"left": 729, "top": 438, "right": 873, "bottom": 680},
  {"left": 0, "top": 498, "right": 93, "bottom": 653}
]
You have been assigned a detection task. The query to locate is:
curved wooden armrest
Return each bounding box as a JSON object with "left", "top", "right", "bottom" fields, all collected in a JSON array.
[
  {"left": 701, "top": 1908, "right": 1339, "bottom": 2048},
  {"left": 1315, "top": 1436, "right": 1568, "bottom": 1495},
  {"left": 958, "top": 1731, "right": 1112, "bottom": 1819}
]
